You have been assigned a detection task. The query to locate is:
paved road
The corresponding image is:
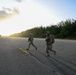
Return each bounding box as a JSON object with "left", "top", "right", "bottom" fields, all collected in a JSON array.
[{"left": 0, "top": 37, "right": 76, "bottom": 75}]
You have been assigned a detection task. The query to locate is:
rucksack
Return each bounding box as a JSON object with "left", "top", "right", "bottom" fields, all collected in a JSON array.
[
  {"left": 46, "top": 34, "right": 55, "bottom": 44},
  {"left": 51, "top": 35, "right": 55, "bottom": 44}
]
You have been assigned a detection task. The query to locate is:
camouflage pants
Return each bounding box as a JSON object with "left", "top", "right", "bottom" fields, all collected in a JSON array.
[
  {"left": 46, "top": 44, "right": 56, "bottom": 55},
  {"left": 27, "top": 42, "right": 37, "bottom": 49}
]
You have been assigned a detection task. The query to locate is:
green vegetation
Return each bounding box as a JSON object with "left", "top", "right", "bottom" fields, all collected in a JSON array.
[{"left": 10, "top": 19, "right": 76, "bottom": 39}]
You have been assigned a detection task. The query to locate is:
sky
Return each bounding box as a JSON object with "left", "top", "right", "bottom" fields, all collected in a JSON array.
[{"left": 0, "top": 0, "right": 76, "bottom": 36}]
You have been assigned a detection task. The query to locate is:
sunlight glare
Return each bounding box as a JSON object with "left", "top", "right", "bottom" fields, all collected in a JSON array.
[{"left": 0, "top": 1, "right": 59, "bottom": 36}]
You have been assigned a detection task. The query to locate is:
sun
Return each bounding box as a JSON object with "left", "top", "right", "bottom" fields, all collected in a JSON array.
[{"left": 0, "top": 16, "right": 19, "bottom": 36}]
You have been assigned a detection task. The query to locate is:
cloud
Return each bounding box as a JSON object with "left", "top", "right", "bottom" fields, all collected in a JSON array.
[
  {"left": 0, "top": 7, "right": 19, "bottom": 21},
  {"left": 0, "top": 10, "right": 9, "bottom": 21},
  {"left": 15, "top": 0, "right": 32, "bottom": 3},
  {"left": 13, "top": 7, "right": 19, "bottom": 14},
  {"left": 15, "top": 0, "right": 23, "bottom": 3}
]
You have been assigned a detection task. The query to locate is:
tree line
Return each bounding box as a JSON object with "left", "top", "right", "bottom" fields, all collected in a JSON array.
[{"left": 10, "top": 19, "right": 76, "bottom": 39}]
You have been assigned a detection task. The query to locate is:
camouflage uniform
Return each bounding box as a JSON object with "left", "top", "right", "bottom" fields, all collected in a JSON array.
[
  {"left": 27, "top": 33, "right": 37, "bottom": 50},
  {"left": 45, "top": 32, "right": 56, "bottom": 56}
]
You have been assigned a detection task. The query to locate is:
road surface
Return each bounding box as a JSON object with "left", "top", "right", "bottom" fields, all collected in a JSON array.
[{"left": 0, "top": 37, "right": 76, "bottom": 75}]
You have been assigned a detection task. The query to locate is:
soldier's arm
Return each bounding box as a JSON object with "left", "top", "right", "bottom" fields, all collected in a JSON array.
[{"left": 28, "top": 37, "right": 30, "bottom": 42}]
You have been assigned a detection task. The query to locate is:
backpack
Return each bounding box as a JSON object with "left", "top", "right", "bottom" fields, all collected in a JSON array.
[
  {"left": 51, "top": 35, "right": 55, "bottom": 44},
  {"left": 46, "top": 34, "right": 55, "bottom": 44}
]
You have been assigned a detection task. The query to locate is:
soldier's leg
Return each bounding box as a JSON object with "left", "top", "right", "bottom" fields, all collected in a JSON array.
[
  {"left": 27, "top": 43, "right": 31, "bottom": 50},
  {"left": 46, "top": 45, "right": 49, "bottom": 56},
  {"left": 31, "top": 42, "right": 37, "bottom": 49},
  {"left": 51, "top": 49, "right": 56, "bottom": 55},
  {"left": 50, "top": 45, "right": 56, "bottom": 55}
]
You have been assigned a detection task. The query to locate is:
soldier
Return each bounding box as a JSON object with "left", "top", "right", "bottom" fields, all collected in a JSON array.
[
  {"left": 27, "top": 33, "right": 37, "bottom": 50},
  {"left": 45, "top": 31, "right": 56, "bottom": 56}
]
